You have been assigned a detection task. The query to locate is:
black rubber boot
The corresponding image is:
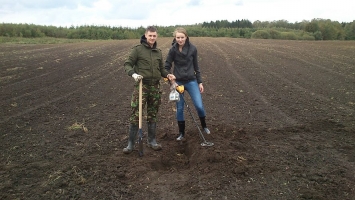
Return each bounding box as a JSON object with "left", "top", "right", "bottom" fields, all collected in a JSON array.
[
  {"left": 177, "top": 121, "right": 185, "bottom": 140},
  {"left": 147, "top": 122, "right": 162, "bottom": 150},
  {"left": 123, "top": 124, "right": 138, "bottom": 154},
  {"left": 199, "top": 117, "right": 210, "bottom": 134}
]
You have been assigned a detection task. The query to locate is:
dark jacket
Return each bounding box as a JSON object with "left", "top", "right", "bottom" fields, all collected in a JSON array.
[
  {"left": 165, "top": 37, "right": 202, "bottom": 84},
  {"left": 124, "top": 35, "right": 168, "bottom": 85}
]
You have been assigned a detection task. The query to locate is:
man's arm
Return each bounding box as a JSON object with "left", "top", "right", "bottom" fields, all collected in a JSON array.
[
  {"left": 164, "top": 48, "right": 174, "bottom": 73},
  {"left": 124, "top": 47, "right": 138, "bottom": 76},
  {"left": 159, "top": 50, "right": 170, "bottom": 78}
]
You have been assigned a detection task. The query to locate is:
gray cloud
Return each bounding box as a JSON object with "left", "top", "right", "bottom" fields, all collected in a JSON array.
[
  {"left": 0, "top": 0, "right": 82, "bottom": 10},
  {"left": 188, "top": 0, "right": 201, "bottom": 6},
  {"left": 234, "top": 0, "right": 243, "bottom": 6},
  {"left": 0, "top": 0, "right": 354, "bottom": 27}
]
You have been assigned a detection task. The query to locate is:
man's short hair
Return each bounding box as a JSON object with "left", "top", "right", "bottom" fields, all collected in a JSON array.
[{"left": 146, "top": 26, "right": 157, "bottom": 33}]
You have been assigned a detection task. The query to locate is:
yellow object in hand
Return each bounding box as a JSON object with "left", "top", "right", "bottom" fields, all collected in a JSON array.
[{"left": 176, "top": 85, "right": 184, "bottom": 93}]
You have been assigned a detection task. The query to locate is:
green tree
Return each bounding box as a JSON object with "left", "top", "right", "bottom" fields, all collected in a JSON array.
[
  {"left": 280, "top": 32, "right": 298, "bottom": 40},
  {"left": 251, "top": 30, "right": 270, "bottom": 39},
  {"left": 344, "top": 20, "right": 355, "bottom": 40},
  {"left": 268, "top": 29, "right": 281, "bottom": 39},
  {"left": 313, "top": 31, "right": 323, "bottom": 40},
  {"left": 305, "top": 20, "right": 319, "bottom": 33},
  {"left": 318, "top": 19, "right": 344, "bottom": 40}
]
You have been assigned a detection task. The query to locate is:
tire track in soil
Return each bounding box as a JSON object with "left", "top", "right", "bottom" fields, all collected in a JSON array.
[
  {"left": 233, "top": 39, "right": 355, "bottom": 92},
  {"left": 0, "top": 43, "right": 97, "bottom": 78},
  {"left": 251, "top": 47, "right": 355, "bottom": 116},
  {"left": 261, "top": 42, "right": 355, "bottom": 106},
  {"left": 0, "top": 41, "right": 132, "bottom": 88},
  {"left": 242, "top": 40, "right": 355, "bottom": 118},
  {"left": 0, "top": 67, "right": 120, "bottom": 124},
  {"left": 241, "top": 40, "right": 355, "bottom": 94},
  {"left": 0, "top": 41, "right": 132, "bottom": 124},
  {"left": 200, "top": 38, "right": 298, "bottom": 129},
  {"left": 0, "top": 46, "right": 128, "bottom": 101},
  {"left": 0, "top": 45, "right": 60, "bottom": 68},
  {"left": 193, "top": 38, "right": 355, "bottom": 200},
  {"left": 193, "top": 39, "right": 254, "bottom": 131},
  {"left": 208, "top": 38, "right": 354, "bottom": 125},
  {"left": 238, "top": 40, "right": 355, "bottom": 77}
]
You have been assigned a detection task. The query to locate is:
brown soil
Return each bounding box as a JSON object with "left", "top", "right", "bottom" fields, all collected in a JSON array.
[{"left": 1, "top": 38, "right": 354, "bottom": 200}]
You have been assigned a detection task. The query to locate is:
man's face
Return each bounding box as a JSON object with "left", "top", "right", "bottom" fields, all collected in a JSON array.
[{"left": 145, "top": 31, "right": 157, "bottom": 46}]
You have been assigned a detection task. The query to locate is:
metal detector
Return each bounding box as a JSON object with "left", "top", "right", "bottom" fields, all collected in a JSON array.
[{"left": 180, "top": 93, "right": 214, "bottom": 147}]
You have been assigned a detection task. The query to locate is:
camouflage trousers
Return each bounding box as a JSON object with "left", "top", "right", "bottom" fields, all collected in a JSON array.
[{"left": 129, "top": 83, "right": 162, "bottom": 124}]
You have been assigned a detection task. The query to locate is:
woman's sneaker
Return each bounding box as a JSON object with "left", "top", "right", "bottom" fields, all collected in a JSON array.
[
  {"left": 176, "top": 132, "right": 184, "bottom": 141},
  {"left": 204, "top": 127, "right": 211, "bottom": 134}
]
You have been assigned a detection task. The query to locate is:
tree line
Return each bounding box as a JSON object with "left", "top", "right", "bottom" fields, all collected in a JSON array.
[{"left": 1, "top": 18, "right": 354, "bottom": 40}]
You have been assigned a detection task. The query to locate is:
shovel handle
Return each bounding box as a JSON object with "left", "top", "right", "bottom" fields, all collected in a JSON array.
[
  {"left": 138, "top": 80, "right": 143, "bottom": 156},
  {"left": 139, "top": 79, "right": 142, "bottom": 129}
]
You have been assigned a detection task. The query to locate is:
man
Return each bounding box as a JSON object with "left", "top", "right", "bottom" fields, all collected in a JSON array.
[{"left": 123, "top": 26, "right": 175, "bottom": 154}]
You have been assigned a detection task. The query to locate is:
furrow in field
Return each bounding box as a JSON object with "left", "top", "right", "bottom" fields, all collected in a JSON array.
[
  {"left": 0, "top": 41, "right": 131, "bottom": 124},
  {"left": 0, "top": 41, "right": 131, "bottom": 96},
  {"left": 197, "top": 38, "right": 298, "bottom": 129},
  {"left": 0, "top": 41, "right": 131, "bottom": 86},
  {"left": 215, "top": 38, "right": 354, "bottom": 123},
  {"left": 230, "top": 39, "right": 355, "bottom": 109},
  {"left": 0, "top": 43, "right": 90, "bottom": 73},
  {"left": 238, "top": 39, "right": 355, "bottom": 65},
  {"left": 0, "top": 64, "right": 125, "bottom": 124},
  {"left": 242, "top": 39, "right": 355, "bottom": 80}
]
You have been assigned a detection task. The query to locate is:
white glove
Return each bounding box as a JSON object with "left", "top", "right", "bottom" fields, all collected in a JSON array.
[{"left": 132, "top": 73, "right": 143, "bottom": 82}]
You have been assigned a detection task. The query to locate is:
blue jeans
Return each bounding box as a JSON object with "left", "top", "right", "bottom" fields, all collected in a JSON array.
[{"left": 176, "top": 80, "right": 206, "bottom": 121}]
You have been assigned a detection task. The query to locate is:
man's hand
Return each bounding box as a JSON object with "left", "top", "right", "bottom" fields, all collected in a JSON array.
[
  {"left": 167, "top": 74, "right": 176, "bottom": 81},
  {"left": 132, "top": 73, "right": 143, "bottom": 82}
]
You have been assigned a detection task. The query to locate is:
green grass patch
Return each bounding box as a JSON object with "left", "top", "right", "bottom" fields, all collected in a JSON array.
[
  {"left": 67, "top": 122, "right": 88, "bottom": 133},
  {"left": 0, "top": 36, "right": 94, "bottom": 44}
]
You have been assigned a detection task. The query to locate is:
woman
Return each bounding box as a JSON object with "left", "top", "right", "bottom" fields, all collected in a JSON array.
[{"left": 165, "top": 27, "right": 210, "bottom": 141}]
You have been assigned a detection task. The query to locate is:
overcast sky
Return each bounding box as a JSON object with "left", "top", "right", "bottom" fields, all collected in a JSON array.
[{"left": 1, "top": 0, "right": 354, "bottom": 28}]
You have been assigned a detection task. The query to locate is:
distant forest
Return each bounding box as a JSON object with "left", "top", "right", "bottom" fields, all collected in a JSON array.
[{"left": 1, "top": 18, "right": 355, "bottom": 40}]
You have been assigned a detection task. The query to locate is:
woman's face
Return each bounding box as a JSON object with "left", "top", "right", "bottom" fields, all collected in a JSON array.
[{"left": 175, "top": 32, "right": 186, "bottom": 46}]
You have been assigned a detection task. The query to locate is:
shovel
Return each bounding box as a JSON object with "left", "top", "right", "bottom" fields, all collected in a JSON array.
[{"left": 138, "top": 79, "right": 144, "bottom": 156}]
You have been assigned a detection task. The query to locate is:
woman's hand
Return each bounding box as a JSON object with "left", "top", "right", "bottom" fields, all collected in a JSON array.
[{"left": 199, "top": 83, "right": 204, "bottom": 93}]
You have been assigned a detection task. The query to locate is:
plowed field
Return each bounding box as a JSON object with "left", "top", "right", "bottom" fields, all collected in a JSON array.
[{"left": 1, "top": 38, "right": 355, "bottom": 199}]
